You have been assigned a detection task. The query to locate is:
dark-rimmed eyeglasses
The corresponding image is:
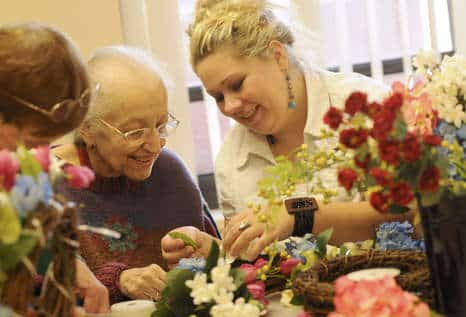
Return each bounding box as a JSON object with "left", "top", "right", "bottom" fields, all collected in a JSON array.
[
  {"left": 97, "top": 113, "right": 180, "bottom": 147},
  {"left": 0, "top": 83, "right": 100, "bottom": 123}
]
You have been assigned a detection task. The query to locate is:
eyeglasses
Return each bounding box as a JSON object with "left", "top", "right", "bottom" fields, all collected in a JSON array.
[
  {"left": 0, "top": 83, "right": 100, "bottom": 123},
  {"left": 97, "top": 112, "right": 180, "bottom": 147}
]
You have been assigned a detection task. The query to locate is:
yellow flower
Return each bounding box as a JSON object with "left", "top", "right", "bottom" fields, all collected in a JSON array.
[{"left": 0, "top": 193, "right": 21, "bottom": 244}]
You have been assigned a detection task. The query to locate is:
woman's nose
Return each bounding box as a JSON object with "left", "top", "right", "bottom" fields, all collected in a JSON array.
[
  {"left": 142, "top": 129, "right": 163, "bottom": 153},
  {"left": 223, "top": 95, "right": 243, "bottom": 116}
]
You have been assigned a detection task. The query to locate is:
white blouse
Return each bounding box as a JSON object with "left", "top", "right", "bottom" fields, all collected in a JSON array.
[{"left": 215, "top": 69, "right": 390, "bottom": 219}]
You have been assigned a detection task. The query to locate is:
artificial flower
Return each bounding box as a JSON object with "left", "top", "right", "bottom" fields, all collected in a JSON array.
[
  {"left": 210, "top": 298, "right": 261, "bottom": 317},
  {"left": 246, "top": 280, "right": 266, "bottom": 304},
  {"left": 376, "top": 221, "right": 425, "bottom": 251},
  {"left": 390, "top": 182, "right": 415, "bottom": 207},
  {"left": 324, "top": 106, "right": 344, "bottom": 130},
  {"left": 64, "top": 165, "right": 95, "bottom": 189},
  {"left": 177, "top": 258, "right": 206, "bottom": 272},
  {"left": 344, "top": 91, "right": 368, "bottom": 116},
  {"left": 0, "top": 192, "right": 21, "bottom": 244},
  {"left": 33, "top": 146, "right": 50, "bottom": 173},
  {"left": 337, "top": 168, "right": 358, "bottom": 191},
  {"left": 10, "top": 172, "right": 53, "bottom": 218},
  {"left": 239, "top": 263, "right": 259, "bottom": 284},
  {"left": 279, "top": 257, "right": 302, "bottom": 276},
  {"left": 0, "top": 150, "right": 19, "bottom": 191}
]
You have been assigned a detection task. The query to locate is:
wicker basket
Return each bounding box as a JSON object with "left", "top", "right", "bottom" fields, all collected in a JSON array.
[{"left": 292, "top": 250, "right": 434, "bottom": 316}]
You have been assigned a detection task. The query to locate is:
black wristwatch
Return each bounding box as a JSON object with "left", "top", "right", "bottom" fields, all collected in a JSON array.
[{"left": 284, "top": 196, "right": 319, "bottom": 237}]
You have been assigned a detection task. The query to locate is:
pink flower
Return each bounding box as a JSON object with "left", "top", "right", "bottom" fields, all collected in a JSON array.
[
  {"left": 279, "top": 258, "right": 302, "bottom": 276},
  {"left": 34, "top": 146, "right": 51, "bottom": 172},
  {"left": 64, "top": 166, "right": 95, "bottom": 189},
  {"left": 0, "top": 150, "right": 19, "bottom": 191},
  {"left": 247, "top": 280, "right": 267, "bottom": 304},
  {"left": 254, "top": 258, "right": 268, "bottom": 269},
  {"left": 297, "top": 311, "right": 312, "bottom": 317},
  {"left": 240, "top": 263, "right": 258, "bottom": 284},
  {"left": 329, "top": 276, "right": 431, "bottom": 317}
]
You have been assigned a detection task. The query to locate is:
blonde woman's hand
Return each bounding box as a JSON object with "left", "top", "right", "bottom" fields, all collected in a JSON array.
[
  {"left": 223, "top": 205, "right": 294, "bottom": 261},
  {"left": 75, "top": 259, "right": 110, "bottom": 313},
  {"left": 119, "top": 264, "right": 166, "bottom": 301},
  {"left": 161, "top": 226, "right": 215, "bottom": 268}
]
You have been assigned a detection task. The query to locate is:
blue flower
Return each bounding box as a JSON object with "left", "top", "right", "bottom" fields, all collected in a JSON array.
[
  {"left": 285, "top": 234, "right": 317, "bottom": 262},
  {"left": 10, "top": 172, "right": 54, "bottom": 218},
  {"left": 176, "top": 258, "right": 206, "bottom": 272},
  {"left": 376, "top": 221, "right": 425, "bottom": 251}
]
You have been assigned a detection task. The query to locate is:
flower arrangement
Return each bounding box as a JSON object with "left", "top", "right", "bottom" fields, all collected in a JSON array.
[
  {"left": 0, "top": 145, "right": 94, "bottom": 314},
  {"left": 323, "top": 52, "right": 466, "bottom": 212},
  {"left": 153, "top": 241, "right": 263, "bottom": 317},
  {"left": 328, "top": 276, "right": 432, "bottom": 317}
]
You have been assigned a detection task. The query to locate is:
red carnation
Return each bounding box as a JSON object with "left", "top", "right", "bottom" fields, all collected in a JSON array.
[
  {"left": 390, "top": 182, "right": 415, "bottom": 206},
  {"left": 423, "top": 134, "right": 442, "bottom": 146},
  {"left": 370, "top": 167, "right": 393, "bottom": 187},
  {"left": 371, "top": 109, "right": 396, "bottom": 140},
  {"left": 367, "top": 102, "right": 382, "bottom": 119},
  {"left": 339, "top": 128, "right": 369, "bottom": 149},
  {"left": 383, "top": 92, "right": 403, "bottom": 111},
  {"left": 419, "top": 166, "right": 441, "bottom": 192},
  {"left": 338, "top": 168, "right": 358, "bottom": 191},
  {"left": 402, "top": 133, "right": 421, "bottom": 163},
  {"left": 354, "top": 153, "right": 371, "bottom": 170},
  {"left": 370, "top": 191, "right": 389, "bottom": 213},
  {"left": 323, "top": 106, "right": 344, "bottom": 130},
  {"left": 345, "top": 92, "right": 368, "bottom": 116},
  {"left": 378, "top": 139, "right": 400, "bottom": 166}
]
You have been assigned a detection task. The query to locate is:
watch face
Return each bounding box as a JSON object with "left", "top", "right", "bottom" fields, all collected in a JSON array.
[{"left": 285, "top": 197, "right": 318, "bottom": 214}]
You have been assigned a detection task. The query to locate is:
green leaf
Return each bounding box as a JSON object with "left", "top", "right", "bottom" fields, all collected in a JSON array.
[
  {"left": 316, "top": 228, "right": 333, "bottom": 258},
  {"left": 164, "top": 268, "right": 196, "bottom": 317},
  {"left": 290, "top": 295, "right": 304, "bottom": 305},
  {"left": 0, "top": 230, "right": 39, "bottom": 271},
  {"left": 152, "top": 303, "right": 175, "bottom": 317},
  {"left": 168, "top": 231, "right": 198, "bottom": 250},
  {"left": 204, "top": 240, "right": 220, "bottom": 273},
  {"left": 389, "top": 204, "right": 410, "bottom": 214},
  {"left": 230, "top": 268, "right": 245, "bottom": 289},
  {"left": 16, "top": 145, "right": 42, "bottom": 177}
]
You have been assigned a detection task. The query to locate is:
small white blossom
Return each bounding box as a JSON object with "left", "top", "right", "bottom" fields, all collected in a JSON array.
[
  {"left": 210, "top": 298, "right": 261, "bottom": 317},
  {"left": 186, "top": 273, "right": 215, "bottom": 305}
]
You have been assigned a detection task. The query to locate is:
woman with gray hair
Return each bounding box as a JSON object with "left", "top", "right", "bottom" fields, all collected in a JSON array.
[{"left": 54, "top": 46, "right": 220, "bottom": 304}]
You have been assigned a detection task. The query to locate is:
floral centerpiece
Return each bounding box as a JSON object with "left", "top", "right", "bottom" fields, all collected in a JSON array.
[
  {"left": 0, "top": 145, "right": 94, "bottom": 315},
  {"left": 323, "top": 51, "right": 466, "bottom": 316}
]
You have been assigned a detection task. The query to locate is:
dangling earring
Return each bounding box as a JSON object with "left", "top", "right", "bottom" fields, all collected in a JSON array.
[{"left": 286, "top": 72, "right": 296, "bottom": 109}]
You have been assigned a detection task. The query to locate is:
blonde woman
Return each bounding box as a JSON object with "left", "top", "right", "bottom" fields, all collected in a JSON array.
[
  {"left": 0, "top": 22, "right": 109, "bottom": 315},
  {"left": 164, "top": 0, "right": 415, "bottom": 263}
]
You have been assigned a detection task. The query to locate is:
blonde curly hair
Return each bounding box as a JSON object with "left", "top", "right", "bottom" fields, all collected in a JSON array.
[{"left": 188, "top": 0, "right": 294, "bottom": 67}]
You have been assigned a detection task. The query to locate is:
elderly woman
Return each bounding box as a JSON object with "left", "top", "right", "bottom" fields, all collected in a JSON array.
[
  {"left": 54, "top": 46, "right": 220, "bottom": 304},
  {"left": 0, "top": 22, "right": 109, "bottom": 314}
]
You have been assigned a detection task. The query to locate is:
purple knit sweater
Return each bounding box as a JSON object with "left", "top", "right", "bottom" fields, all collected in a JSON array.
[{"left": 56, "top": 148, "right": 219, "bottom": 303}]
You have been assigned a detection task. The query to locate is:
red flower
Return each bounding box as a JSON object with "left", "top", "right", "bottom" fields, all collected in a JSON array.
[
  {"left": 378, "top": 139, "right": 400, "bottom": 166},
  {"left": 419, "top": 166, "right": 440, "bottom": 192},
  {"left": 369, "top": 167, "right": 393, "bottom": 187},
  {"left": 279, "top": 258, "right": 302, "bottom": 276},
  {"left": 254, "top": 258, "right": 267, "bottom": 269},
  {"left": 247, "top": 281, "right": 268, "bottom": 304},
  {"left": 390, "top": 182, "right": 415, "bottom": 206},
  {"left": 370, "top": 191, "right": 389, "bottom": 213},
  {"left": 323, "top": 106, "right": 344, "bottom": 130},
  {"left": 0, "top": 150, "right": 19, "bottom": 191},
  {"left": 338, "top": 168, "right": 358, "bottom": 191},
  {"left": 339, "top": 128, "right": 369, "bottom": 149},
  {"left": 371, "top": 109, "right": 396, "bottom": 140},
  {"left": 402, "top": 133, "right": 421, "bottom": 163},
  {"left": 64, "top": 166, "right": 95, "bottom": 189},
  {"left": 383, "top": 92, "right": 403, "bottom": 111},
  {"left": 423, "top": 134, "right": 442, "bottom": 146},
  {"left": 367, "top": 102, "right": 382, "bottom": 119},
  {"left": 354, "top": 153, "right": 371, "bottom": 170},
  {"left": 345, "top": 92, "right": 368, "bottom": 116}
]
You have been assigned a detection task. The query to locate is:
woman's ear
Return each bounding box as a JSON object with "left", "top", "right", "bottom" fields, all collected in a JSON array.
[{"left": 268, "top": 40, "right": 289, "bottom": 72}]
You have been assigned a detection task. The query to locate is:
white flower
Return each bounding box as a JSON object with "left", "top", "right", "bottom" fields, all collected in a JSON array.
[
  {"left": 186, "top": 273, "right": 215, "bottom": 305},
  {"left": 413, "top": 50, "right": 440, "bottom": 75},
  {"left": 211, "top": 259, "right": 236, "bottom": 293},
  {"left": 280, "top": 289, "right": 294, "bottom": 307},
  {"left": 210, "top": 298, "right": 261, "bottom": 317}
]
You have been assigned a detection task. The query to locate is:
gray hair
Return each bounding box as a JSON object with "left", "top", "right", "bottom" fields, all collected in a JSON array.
[{"left": 84, "top": 45, "right": 173, "bottom": 121}]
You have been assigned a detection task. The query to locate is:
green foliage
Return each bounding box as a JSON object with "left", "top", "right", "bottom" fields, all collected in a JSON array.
[
  {"left": 168, "top": 232, "right": 198, "bottom": 250},
  {"left": 204, "top": 240, "right": 220, "bottom": 273},
  {"left": 316, "top": 228, "right": 334, "bottom": 258},
  {"left": 16, "top": 145, "right": 42, "bottom": 178}
]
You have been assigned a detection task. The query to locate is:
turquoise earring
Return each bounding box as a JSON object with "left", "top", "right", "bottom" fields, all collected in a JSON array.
[{"left": 286, "top": 73, "right": 296, "bottom": 109}]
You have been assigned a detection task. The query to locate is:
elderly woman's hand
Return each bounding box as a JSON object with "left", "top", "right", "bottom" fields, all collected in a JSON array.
[
  {"left": 75, "top": 259, "right": 110, "bottom": 313},
  {"left": 119, "top": 264, "right": 166, "bottom": 301},
  {"left": 161, "top": 226, "right": 215, "bottom": 268},
  {"left": 223, "top": 205, "right": 294, "bottom": 261}
]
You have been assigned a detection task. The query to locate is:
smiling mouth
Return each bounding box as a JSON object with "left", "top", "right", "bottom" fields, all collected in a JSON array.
[
  {"left": 238, "top": 105, "right": 258, "bottom": 119},
  {"left": 130, "top": 156, "right": 154, "bottom": 164}
]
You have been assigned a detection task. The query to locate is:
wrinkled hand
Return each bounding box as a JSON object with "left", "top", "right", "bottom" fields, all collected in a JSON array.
[
  {"left": 161, "top": 226, "right": 214, "bottom": 268},
  {"left": 223, "top": 205, "right": 294, "bottom": 261},
  {"left": 75, "top": 259, "right": 110, "bottom": 313},
  {"left": 119, "top": 264, "right": 166, "bottom": 300}
]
